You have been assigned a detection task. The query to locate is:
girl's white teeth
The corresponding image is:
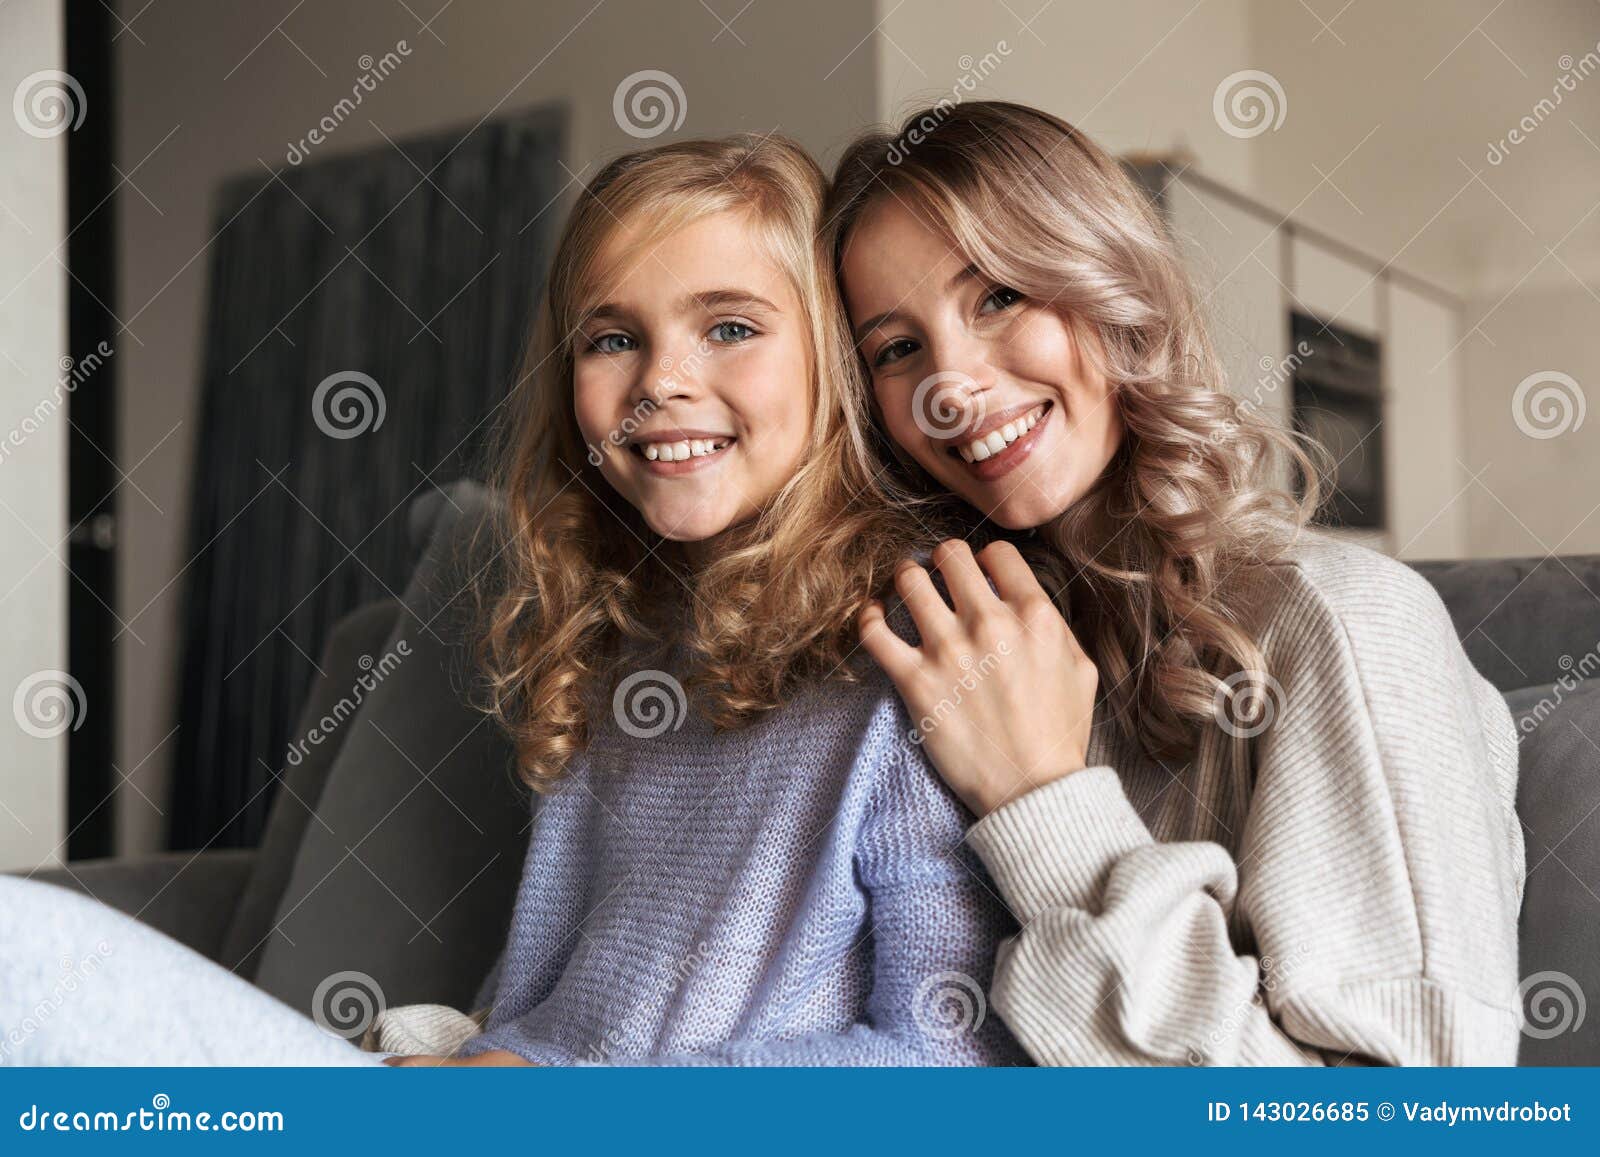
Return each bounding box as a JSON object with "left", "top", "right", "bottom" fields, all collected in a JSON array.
[
  {"left": 642, "top": 439, "right": 728, "bottom": 462},
  {"left": 956, "top": 405, "right": 1045, "bottom": 463}
]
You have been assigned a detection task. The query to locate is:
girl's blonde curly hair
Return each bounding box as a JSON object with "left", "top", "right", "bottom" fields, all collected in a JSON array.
[
  {"left": 824, "top": 101, "right": 1333, "bottom": 768},
  {"left": 474, "top": 133, "right": 935, "bottom": 789}
]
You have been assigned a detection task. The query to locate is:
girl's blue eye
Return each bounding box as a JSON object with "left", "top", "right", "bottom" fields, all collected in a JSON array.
[
  {"left": 872, "top": 338, "right": 918, "bottom": 369},
  {"left": 708, "top": 320, "right": 756, "bottom": 343},
  {"left": 589, "top": 332, "right": 636, "bottom": 354},
  {"left": 980, "top": 286, "right": 1023, "bottom": 313}
]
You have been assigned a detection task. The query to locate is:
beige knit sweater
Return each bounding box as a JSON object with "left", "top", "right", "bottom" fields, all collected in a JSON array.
[{"left": 964, "top": 530, "right": 1526, "bottom": 1066}]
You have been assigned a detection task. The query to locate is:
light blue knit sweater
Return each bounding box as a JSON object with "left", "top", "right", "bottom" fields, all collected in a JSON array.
[{"left": 454, "top": 647, "right": 1029, "bottom": 1066}]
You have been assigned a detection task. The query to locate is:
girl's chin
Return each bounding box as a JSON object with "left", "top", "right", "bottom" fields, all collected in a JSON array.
[{"left": 641, "top": 509, "right": 745, "bottom": 545}]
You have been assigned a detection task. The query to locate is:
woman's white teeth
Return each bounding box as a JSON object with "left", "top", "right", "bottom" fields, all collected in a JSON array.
[
  {"left": 956, "top": 406, "right": 1044, "bottom": 463},
  {"left": 642, "top": 439, "right": 728, "bottom": 461}
]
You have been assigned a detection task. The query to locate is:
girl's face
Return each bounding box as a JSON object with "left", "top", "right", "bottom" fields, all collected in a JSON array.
[
  {"left": 575, "top": 209, "right": 813, "bottom": 545},
  {"left": 839, "top": 199, "right": 1123, "bottom": 530}
]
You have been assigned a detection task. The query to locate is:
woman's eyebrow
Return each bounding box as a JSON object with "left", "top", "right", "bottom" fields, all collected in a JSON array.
[{"left": 852, "top": 263, "right": 983, "bottom": 343}]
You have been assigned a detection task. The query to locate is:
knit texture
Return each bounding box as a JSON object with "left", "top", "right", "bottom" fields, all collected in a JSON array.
[
  {"left": 964, "top": 529, "right": 1527, "bottom": 1066},
  {"left": 455, "top": 648, "right": 1030, "bottom": 1066}
]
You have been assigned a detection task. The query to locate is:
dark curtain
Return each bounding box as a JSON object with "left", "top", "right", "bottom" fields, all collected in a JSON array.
[{"left": 168, "top": 106, "right": 565, "bottom": 851}]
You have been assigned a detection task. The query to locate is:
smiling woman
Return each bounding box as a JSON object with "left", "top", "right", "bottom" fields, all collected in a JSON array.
[{"left": 824, "top": 101, "right": 1526, "bottom": 1067}]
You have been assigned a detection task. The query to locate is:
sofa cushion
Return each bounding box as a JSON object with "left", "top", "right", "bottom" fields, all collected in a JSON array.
[
  {"left": 1410, "top": 555, "right": 1600, "bottom": 693},
  {"left": 218, "top": 598, "right": 402, "bottom": 979},
  {"left": 1505, "top": 677, "right": 1600, "bottom": 1065},
  {"left": 251, "top": 481, "right": 528, "bottom": 1022}
]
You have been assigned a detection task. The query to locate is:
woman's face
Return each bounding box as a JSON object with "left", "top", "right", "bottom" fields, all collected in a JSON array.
[
  {"left": 839, "top": 199, "right": 1123, "bottom": 530},
  {"left": 574, "top": 209, "right": 813, "bottom": 544}
]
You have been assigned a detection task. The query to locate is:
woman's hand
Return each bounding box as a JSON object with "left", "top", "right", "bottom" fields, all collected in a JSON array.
[
  {"left": 859, "top": 539, "right": 1098, "bottom": 818},
  {"left": 382, "top": 1049, "right": 533, "bottom": 1067}
]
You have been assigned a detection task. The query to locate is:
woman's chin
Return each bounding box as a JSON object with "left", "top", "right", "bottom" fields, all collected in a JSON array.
[{"left": 944, "top": 480, "right": 1072, "bottom": 532}]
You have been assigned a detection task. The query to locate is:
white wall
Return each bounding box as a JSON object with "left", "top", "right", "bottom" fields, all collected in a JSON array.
[
  {"left": 875, "top": 0, "right": 1257, "bottom": 191},
  {"left": 1462, "top": 284, "right": 1600, "bottom": 558},
  {"left": 0, "top": 0, "right": 69, "bottom": 870}
]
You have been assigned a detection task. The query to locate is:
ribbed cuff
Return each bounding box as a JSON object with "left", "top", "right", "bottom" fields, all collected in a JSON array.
[{"left": 964, "top": 765, "right": 1152, "bottom": 920}]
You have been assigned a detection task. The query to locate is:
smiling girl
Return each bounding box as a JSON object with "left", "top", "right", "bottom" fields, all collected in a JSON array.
[
  {"left": 824, "top": 102, "right": 1526, "bottom": 1066},
  {"left": 409, "top": 133, "right": 1026, "bottom": 1066}
]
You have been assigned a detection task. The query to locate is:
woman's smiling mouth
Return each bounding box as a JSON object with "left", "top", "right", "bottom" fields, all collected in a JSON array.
[{"left": 943, "top": 401, "right": 1052, "bottom": 481}]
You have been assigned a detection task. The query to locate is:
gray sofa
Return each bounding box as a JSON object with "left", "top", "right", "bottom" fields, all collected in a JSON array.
[{"left": 15, "top": 481, "right": 1600, "bottom": 1065}]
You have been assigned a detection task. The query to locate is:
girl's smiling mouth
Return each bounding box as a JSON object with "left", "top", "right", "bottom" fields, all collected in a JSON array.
[{"left": 630, "top": 430, "right": 738, "bottom": 474}]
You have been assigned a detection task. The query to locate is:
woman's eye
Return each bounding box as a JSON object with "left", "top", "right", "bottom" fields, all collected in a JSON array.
[
  {"left": 588, "top": 332, "right": 636, "bottom": 355},
  {"left": 872, "top": 338, "right": 918, "bottom": 369},
  {"left": 708, "top": 320, "right": 757, "bottom": 344},
  {"left": 979, "top": 286, "right": 1024, "bottom": 313}
]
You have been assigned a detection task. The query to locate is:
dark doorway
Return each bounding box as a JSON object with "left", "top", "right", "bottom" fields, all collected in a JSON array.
[{"left": 64, "top": 0, "right": 118, "bottom": 859}]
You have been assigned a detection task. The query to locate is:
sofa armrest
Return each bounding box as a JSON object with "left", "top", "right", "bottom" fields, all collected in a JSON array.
[{"left": 13, "top": 848, "right": 259, "bottom": 965}]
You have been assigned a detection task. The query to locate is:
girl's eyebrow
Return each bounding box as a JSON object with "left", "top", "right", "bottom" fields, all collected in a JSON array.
[
  {"left": 584, "top": 288, "right": 780, "bottom": 325},
  {"left": 676, "top": 288, "right": 780, "bottom": 315}
]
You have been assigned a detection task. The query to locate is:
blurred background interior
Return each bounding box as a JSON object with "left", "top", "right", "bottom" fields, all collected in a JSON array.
[{"left": 1, "top": 0, "right": 1596, "bottom": 872}]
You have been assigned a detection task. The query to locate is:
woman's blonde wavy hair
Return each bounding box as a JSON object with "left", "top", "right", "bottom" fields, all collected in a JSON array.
[
  {"left": 475, "top": 133, "right": 932, "bottom": 789},
  {"left": 824, "top": 101, "right": 1333, "bottom": 768}
]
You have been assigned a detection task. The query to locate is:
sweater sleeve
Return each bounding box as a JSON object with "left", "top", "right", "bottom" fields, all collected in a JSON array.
[{"left": 964, "top": 563, "right": 1526, "bottom": 1067}]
